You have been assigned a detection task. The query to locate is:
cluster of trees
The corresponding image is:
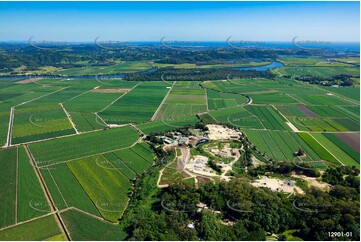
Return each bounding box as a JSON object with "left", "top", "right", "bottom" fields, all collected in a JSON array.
[
  {"left": 295, "top": 74, "right": 357, "bottom": 86},
  {"left": 124, "top": 67, "right": 275, "bottom": 82},
  {"left": 1, "top": 42, "right": 338, "bottom": 75},
  {"left": 322, "top": 166, "right": 360, "bottom": 191},
  {"left": 125, "top": 124, "right": 359, "bottom": 241},
  {"left": 124, "top": 178, "right": 360, "bottom": 241},
  {"left": 0, "top": 43, "right": 279, "bottom": 73},
  {"left": 245, "top": 160, "right": 321, "bottom": 178},
  {"left": 207, "top": 159, "right": 222, "bottom": 174}
]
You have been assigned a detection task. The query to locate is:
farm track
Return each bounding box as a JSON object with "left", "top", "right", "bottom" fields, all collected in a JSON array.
[
  {"left": 151, "top": 81, "right": 176, "bottom": 121},
  {"left": 130, "top": 123, "right": 145, "bottom": 136},
  {"left": 65, "top": 86, "right": 100, "bottom": 102},
  {"left": 94, "top": 113, "right": 108, "bottom": 127},
  {"left": 14, "top": 86, "right": 70, "bottom": 108},
  {"left": 98, "top": 82, "right": 141, "bottom": 113},
  {"left": 47, "top": 168, "right": 69, "bottom": 208},
  {"left": 40, "top": 134, "right": 144, "bottom": 168},
  {"left": 5, "top": 126, "right": 105, "bottom": 148},
  {"left": 59, "top": 207, "right": 118, "bottom": 225},
  {"left": 0, "top": 211, "right": 57, "bottom": 232},
  {"left": 307, "top": 133, "right": 345, "bottom": 166},
  {"left": 14, "top": 146, "right": 18, "bottom": 223},
  {"left": 3, "top": 86, "right": 70, "bottom": 148},
  {"left": 24, "top": 145, "right": 71, "bottom": 241},
  {"left": 271, "top": 105, "right": 300, "bottom": 132},
  {"left": 200, "top": 82, "right": 252, "bottom": 109},
  {"left": 157, "top": 146, "right": 177, "bottom": 188},
  {"left": 4, "top": 107, "right": 15, "bottom": 147},
  {"left": 60, "top": 103, "right": 79, "bottom": 134},
  {"left": 204, "top": 88, "right": 210, "bottom": 111}
]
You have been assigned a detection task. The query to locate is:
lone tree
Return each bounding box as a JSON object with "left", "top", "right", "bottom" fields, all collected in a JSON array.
[{"left": 295, "top": 148, "right": 305, "bottom": 157}]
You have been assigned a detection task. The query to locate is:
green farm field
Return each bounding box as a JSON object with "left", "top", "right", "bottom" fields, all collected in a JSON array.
[
  {"left": 17, "top": 146, "right": 50, "bottom": 222},
  {"left": 67, "top": 156, "right": 131, "bottom": 222},
  {"left": 40, "top": 163, "right": 101, "bottom": 215},
  {"left": 278, "top": 66, "right": 360, "bottom": 77},
  {"left": 29, "top": 125, "right": 140, "bottom": 166},
  {"left": 12, "top": 104, "right": 75, "bottom": 144},
  {"left": 311, "top": 133, "right": 359, "bottom": 167},
  {"left": 244, "top": 130, "right": 322, "bottom": 162},
  {"left": 0, "top": 215, "right": 63, "bottom": 241},
  {"left": 0, "top": 41, "right": 360, "bottom": 242},
  {"left": 56, "top": 61, "right": 152, "bottom": 76},
  {"left": 207, "top": 89, "right": 248, "bottom": 109},
  {"left": 136, "top": 114, "right": 198, "bottom": 134},
  {"left": 0, "top": 148, "right": 17, "bottom": 228},
  {"left": 155, "top": 82, "right": 207, "bottom": 119},
  {"left": 60, "top": 209, "right": 127, "bottom": 241},
  {"left": 99, "top": 82, "right": 169, "bottom": 124}
]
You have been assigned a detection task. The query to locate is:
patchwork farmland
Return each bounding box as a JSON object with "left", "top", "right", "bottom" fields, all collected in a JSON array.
[
  {"left": 154, "top": 81, "right": 208, "bottom": 120},
  {"left": 0, "top": 54, "right": 359, "bottom": 240}
]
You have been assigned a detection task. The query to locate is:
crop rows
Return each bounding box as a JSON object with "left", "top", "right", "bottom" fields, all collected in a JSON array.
[
  {"left": 244, "top": 130, "right": 322, "bottom": 162},
  {"left": 245, "top": 106, "right": 290, "bottom": 130},
  {"left": 12, "top": 104, "right": 75, "bottom": 144},
  {"left": 99, "top": 82, "right": 169, "bottom": 124},
  {"left": 17, "top": 146, "right": 49, "bottom": 222},
  {"left": 324, "top": 133, "right": 360, "bottom": 163},
  {"left": 67, "top": 157, "right": 131, "bottom": 222},
  {"left": 209, "top": 106, "right": 264, "bottom": 129},
  {"left": 29, "top": 125, "right": 139, "bottom": 166},
  {"left": 0, "top": 147, "right": 17, "bottom": 228},
  {"left": 40, "top": 163, "right": 100, "bottom": 215},
  {"left": 311, "top": 133, "right": 358, "bottom": 167},
  {"left": 297, "top": 133, "right": 338, "bottom": 164}
]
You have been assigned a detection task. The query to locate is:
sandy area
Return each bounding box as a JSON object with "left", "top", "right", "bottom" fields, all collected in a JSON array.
[
  {"left": 185, "top": 155, "right": 218, "bottom": 177},
  {"left": 292, "top": 174, "right": 330, "bottom": 191},
  {"left": 90, "top": 88, "right": 130, "bottom": 93},
  {"left": 16, "top": 78, "right": 42, "bottom": 84},
  {"left": 206, "top": 124, "right": 240, "bottom": 140},
  {"left": 252, "top": 176, "right": 304, "bottom": 194},
  {"left": 286, "top": 121, "right": 299, "bottom": 132}
]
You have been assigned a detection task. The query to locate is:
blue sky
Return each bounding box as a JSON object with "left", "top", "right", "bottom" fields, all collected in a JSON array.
[{"left": 0, "top": 1, "right": 359, "bottom": 42}]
